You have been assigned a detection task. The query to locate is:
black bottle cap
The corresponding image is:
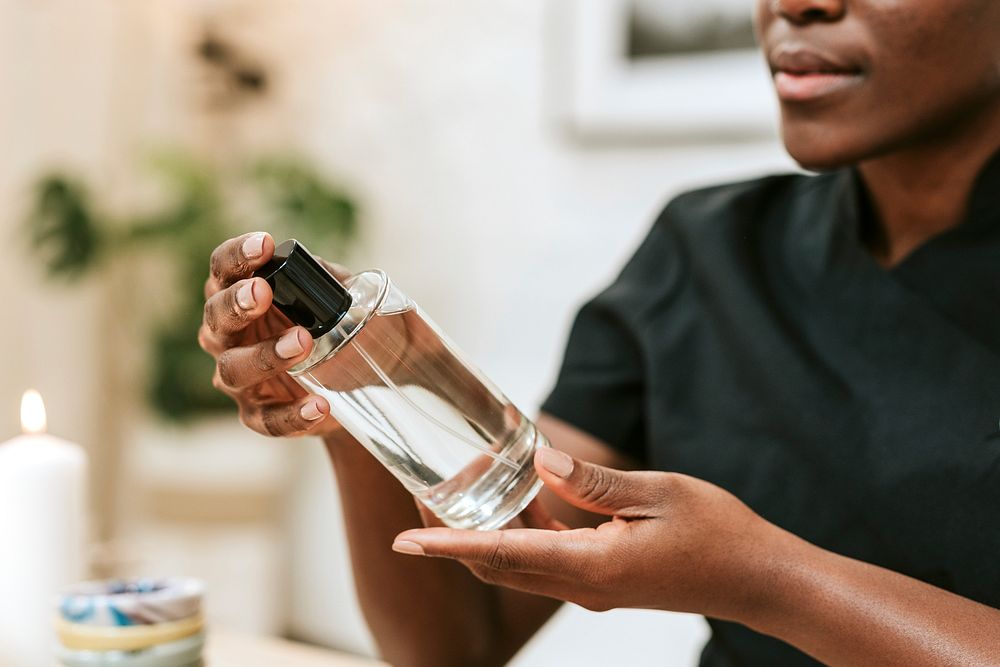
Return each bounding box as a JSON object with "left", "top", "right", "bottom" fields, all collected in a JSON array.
[{"left": 253, "top": 239, "right": 352, "bottom": 339}]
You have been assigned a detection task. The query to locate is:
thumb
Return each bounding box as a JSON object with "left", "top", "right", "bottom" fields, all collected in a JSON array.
[{"left": 534, "top": 448, "right": 656, "bottom": 518}]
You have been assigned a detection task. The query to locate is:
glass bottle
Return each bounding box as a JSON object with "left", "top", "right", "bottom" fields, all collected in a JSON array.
[{"left": 255, "top": 240, "right": 546, "bottom": 530}]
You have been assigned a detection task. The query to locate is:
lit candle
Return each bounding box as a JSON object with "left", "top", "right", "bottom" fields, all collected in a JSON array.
[{"left": 0, "top": 390, "right": 87, "bottom": 667}]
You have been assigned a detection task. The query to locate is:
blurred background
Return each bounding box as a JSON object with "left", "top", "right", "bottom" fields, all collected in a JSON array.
[{"left": 0, "top": 0, "right": 795, "bottom": 664}]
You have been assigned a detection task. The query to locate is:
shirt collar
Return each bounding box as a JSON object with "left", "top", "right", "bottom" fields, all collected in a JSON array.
[
  {"left": 786, "top": 147, "right": 1000, "bottom": 283},
  {"left": 849, "top": 147, "right": 1000, "bottom": 247},
  {"left": 966, "top": 148, "right": 1000, "bottom": 227}
]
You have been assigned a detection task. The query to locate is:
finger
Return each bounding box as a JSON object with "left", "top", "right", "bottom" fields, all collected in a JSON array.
[
  {"left": 318, "top": 259, "right": 353, "bottom": 282},
  {"left": 200, "top": 278, "right": 273, "bottom": 352},
  {"left": 409, "top": 500, "right": 526, "bottom": 579},
  {"left": 534, "top": 449, "right": 659, "bottom": 518},
  {"left": 518, "top": 499, "right": 568, "bottom": 531},
  {"left": 462, "top": 565, "right": 575, "bottom": 601},
  {"left": 240, "top": 395, "right": 332, "bottom": 438},
  {"left": 215, "top": 327, "right": 313, "bottom": 391},
  {"left": 211, "top": 366, "right": 239, "bottom": 399},
  {"left": 207, "top": 232, "right": 275, "bottom": 293},
  {"left": 394, "top": 531, "right": 577, "bottom": 599},
  {"left": 392, "top": 526, "right": 600, "bottom": 575}
]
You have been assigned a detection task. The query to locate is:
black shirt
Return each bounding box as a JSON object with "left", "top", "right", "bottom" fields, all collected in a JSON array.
[{"left": 542, "top": 153, "right": 1000, "bottom": 666}]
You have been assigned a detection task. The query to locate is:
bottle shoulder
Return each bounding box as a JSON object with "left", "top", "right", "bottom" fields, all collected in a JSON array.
[{"left": 288, "top": 269, "right": 414, "bottom": 375}]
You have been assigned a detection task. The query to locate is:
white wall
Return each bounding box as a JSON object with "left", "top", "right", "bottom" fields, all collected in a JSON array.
[{"left": 0, "top": 0, "right": 114, "bottom": 498}]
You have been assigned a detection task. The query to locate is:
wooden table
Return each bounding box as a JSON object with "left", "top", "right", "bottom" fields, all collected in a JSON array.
[{"left": 205, "top": 632, "right": 387, "bottom": 667}]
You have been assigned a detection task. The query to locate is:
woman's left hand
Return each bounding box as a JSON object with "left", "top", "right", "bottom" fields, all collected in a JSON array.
[{"left": 392, "top": 449, "right": 788, "bottom": 621}]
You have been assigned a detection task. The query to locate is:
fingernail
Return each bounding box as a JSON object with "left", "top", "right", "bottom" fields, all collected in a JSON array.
[
  {"left": 276, "top": 329, "right": 304, "bottom": 359},
  {"left": 300, "top": 399, "right": 323, "bottom": 421},
  {"left": 242, "top": 233, "right": 266, "bottom": 259},
  {"left": 392, "top": 540, "right": 425, "bottom": 556},
  {"left": 236, "top": 281, "right": 256, "bottom": 310},
  {"left": 538, "top": 448, "right": 574, "bottom": 478}
]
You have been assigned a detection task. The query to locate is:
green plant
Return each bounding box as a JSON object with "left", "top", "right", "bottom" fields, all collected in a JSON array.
[{"left": 25, "top": 152, "right": 358, "bottom": 422}]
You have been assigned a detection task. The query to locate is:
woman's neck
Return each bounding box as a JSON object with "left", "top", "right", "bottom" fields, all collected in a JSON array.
[{"left": 857, "top": 104, "right": 1000, "bottom": 268}]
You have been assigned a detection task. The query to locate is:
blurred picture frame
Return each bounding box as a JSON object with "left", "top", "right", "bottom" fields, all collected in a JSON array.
[{"left": 555, "top": 0, "right": 778, "bottom": 141}]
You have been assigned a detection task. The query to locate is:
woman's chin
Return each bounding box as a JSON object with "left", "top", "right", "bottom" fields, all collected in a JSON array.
[{"left": 782, "top": 133, "right": 866, "bottom": 173}]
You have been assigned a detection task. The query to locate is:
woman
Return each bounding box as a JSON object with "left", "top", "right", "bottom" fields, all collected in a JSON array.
[{"left": 199, "top": 0, "right": 1000, "bottom": 664}]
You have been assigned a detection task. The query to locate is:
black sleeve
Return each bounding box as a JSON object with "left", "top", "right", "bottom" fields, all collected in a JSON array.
[
  {"left": 541, "top": 209, "right": 685, "bottom": 465},
  {"left": 541, "top": 295, "right": 647, "bottom": 463}
]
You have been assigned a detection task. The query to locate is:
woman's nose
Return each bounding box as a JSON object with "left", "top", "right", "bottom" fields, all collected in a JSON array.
[{"left": 771, "top": 0, "right": 846, "bottom": 24}]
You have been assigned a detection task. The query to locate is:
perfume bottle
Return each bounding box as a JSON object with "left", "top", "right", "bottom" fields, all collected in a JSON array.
[{"left": 255, "top": 240, "right": 547, "bottom": 530}]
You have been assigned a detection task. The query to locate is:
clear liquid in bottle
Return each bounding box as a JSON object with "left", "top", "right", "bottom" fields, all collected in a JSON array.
[{"left": 267, "top": 254, "right": 546, "bottom": 531}]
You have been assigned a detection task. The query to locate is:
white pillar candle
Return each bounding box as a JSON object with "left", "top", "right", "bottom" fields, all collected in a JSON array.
[{"left": 0, "top": 390, "right": 88, "bottom": 667}]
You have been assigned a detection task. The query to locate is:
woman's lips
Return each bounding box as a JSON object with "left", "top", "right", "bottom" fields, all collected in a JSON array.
[
  {"left": 769, "top": 46, "right": 865, "bottom": 103},
  {"left": 773, "top": 70, "right": 864, "bottom": 102}
]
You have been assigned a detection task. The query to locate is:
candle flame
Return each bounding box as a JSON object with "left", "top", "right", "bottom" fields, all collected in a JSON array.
[{"left": 21, "top": 389, "right": 47, "bottom": 435}]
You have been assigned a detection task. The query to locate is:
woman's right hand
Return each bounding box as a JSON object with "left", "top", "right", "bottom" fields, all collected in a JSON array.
[{"left": 198, "top": 232, "right": 345, "bottom": 438}]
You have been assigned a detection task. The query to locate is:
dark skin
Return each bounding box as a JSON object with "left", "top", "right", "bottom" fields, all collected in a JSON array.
[
  {"left": 762, "top": 0, "right": 1000, "bottom": 265},
  {"left": 200, "top": 1, "right": 1000, "bottom": 665}
]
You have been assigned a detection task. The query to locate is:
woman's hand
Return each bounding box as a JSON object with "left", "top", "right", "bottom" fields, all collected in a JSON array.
[
  {"left": 393, "top": 449, "right": 787, "bottom": 622},
  {"left": 198, "top": 232, "right": 347, "bottom": 438}
]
